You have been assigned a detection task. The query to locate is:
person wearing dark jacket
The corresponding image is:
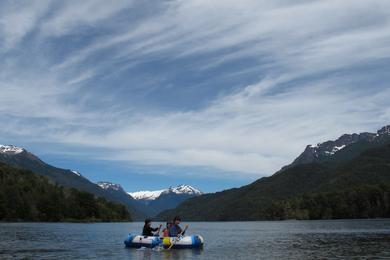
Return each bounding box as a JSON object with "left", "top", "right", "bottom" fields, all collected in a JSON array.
[{"left": 142, "top": 219, "right": 161, "bottom": 236}]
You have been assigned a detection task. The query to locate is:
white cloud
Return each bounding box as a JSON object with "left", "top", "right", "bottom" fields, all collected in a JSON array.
[
  {"left": 40, "top": 0, "right": 133, "bottom": 37},
  {"left": 29, "top": 76, "right": 390, "bottom": 175},
  {"left": 0, "top": 0, "right": 51, "bottom": 50},
  {"left": 0, "top": 0, "right": 390, "bottom": 177},
  {"left": 54, "top": 0, "right": 390, "bottom": 75}
]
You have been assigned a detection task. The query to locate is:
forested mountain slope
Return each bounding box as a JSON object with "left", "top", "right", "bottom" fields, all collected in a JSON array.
[
  {"left": 158, "top": 127, "right": 390, "bottom": 221},
  {"left": 0, "top": 163, "right": 131, "bottom": 222}
]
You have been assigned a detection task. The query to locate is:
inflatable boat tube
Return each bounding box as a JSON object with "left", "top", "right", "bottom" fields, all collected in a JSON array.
[
  {"left": 124, "top": 234, "right": 204, "bottom": 249},
  {"left": 124, "top": 234, "right": 161, "bottom": 248},
  {"left": 162, "top": 235, "right": 204, "bottom": 249}
]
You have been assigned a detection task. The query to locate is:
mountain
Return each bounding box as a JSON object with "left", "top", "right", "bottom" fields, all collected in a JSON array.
[
  {"left": 157, "top": 125, "right": 390, "bottom": 221},
  {"left": 0, "top": 144, "right": 146, "bottom": 220},
  {"left": 128, "top": 185, "right": 202, "bottom": 216},
  {"left": 97, "top": 181, "right": 153, "bottom": 218},
  {"left": 0, "top": 163, "right": 131, "bottom": 222},
  {"left": 0, "top": 144, "right": 104, "bottom": 194},
  {"left": 289, "top": 125, "right": 390, "bottom": 167},
  {"left": 129, "top": 185, "right": 202, "bottom": 201}
]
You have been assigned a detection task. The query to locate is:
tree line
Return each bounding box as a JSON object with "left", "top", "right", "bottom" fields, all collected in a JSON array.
[{"left": 267, "top": 184, "right": 390, "bottom": 220}]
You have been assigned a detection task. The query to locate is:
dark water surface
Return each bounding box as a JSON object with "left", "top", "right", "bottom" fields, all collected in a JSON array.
[{"left": 1, "top": 220, "right": 390, "bottom": 259}]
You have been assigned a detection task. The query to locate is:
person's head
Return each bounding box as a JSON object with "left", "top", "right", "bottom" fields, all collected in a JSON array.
[
  {"left": 144, "top": 219, "right": 152, "bottom": 226},
  {"left": 173, "top": 216, "right": 181, "bottom": 225},
  {"left": 166, "top": 221, "right": 173, "bottom": 228}
]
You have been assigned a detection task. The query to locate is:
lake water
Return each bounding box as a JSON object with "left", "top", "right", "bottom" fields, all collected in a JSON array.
[{"left": 1, "top": 220, "right": 390, "bottom": 259}]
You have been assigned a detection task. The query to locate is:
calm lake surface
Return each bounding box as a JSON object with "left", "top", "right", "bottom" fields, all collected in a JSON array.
[{"left": 1, "top": 220, "right": 390, "bottom": 259}]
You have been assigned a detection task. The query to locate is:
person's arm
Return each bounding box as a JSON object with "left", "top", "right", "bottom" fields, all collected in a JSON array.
[
  {"left": 155, "top": 224, "right": 162, "bottom": 236},
  {"left": 151, "top": 227, "right": 158, "bottom": 232}
]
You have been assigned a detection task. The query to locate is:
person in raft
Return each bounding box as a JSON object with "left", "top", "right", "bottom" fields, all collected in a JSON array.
[
  {"left": 169, "top": 216, "right": 188, "bottom": 237},
  {"left": 162, "top": 221, "right": 173, "bottom": 237},
  {"left": 142, "top": 219, "right": 162, "bottom": 237}
]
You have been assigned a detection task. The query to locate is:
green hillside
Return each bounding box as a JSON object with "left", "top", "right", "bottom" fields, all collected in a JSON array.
[
  {"left": 157, "top": 143, "right": 390, "bottom": 221},
  {"left": 0, "top": 150, "right": 147, "bottom": 220},
  {"left": 0, "top": 163, "right": 131, "bottom": 222}
]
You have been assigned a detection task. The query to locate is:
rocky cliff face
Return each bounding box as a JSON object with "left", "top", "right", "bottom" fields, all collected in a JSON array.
[{"left": 290, "top": 125, "right": 390, "bottom": 166}]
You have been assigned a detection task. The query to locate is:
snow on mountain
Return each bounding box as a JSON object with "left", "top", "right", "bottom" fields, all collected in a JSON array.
[
  {"left": 0, "top": 144, "right": 24, "bottom": 154},
  {"left": 128, "top": 185, "right": 202, "bottom": 201},
  {"left": 325, "top": 144, "right": 346, "bottom": 155},
  {"left": 71, "top": 170, "right": 81, "bottom": 176},
  {"left": 97, "top": 181, "right": 124, "bottom": 192},
  {"left": 170, "top": 184, "right": 202, "bottom": 195},
  {"left": 128, "top": 189, "right": 166, "bottom": 201}
]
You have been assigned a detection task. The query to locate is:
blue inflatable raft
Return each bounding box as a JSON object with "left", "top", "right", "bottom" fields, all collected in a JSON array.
[{"left": 124, "top": 234, "right": 204, "bottom": 249}]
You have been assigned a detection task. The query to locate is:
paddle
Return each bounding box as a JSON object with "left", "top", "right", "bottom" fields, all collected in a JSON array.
[
  {"left": 168, "top": 224, "right": 189, "bottom": 250},
  {"left": 155, "top": 224, "right": 162, "bottom": 236}
]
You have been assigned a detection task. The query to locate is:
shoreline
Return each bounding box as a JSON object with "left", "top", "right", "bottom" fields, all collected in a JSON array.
[{"left": 1, "top": 218, "right": 389, "bottom": 224}]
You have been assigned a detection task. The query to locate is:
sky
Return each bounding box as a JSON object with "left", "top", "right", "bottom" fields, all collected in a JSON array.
[{"left": 0, "top": 0, "right": 390, "bottom": 193}]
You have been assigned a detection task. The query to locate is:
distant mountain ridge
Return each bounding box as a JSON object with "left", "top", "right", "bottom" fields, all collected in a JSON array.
[
  {"left": 97, "top": 181, "right": 124, "bottom": 192},
  {"left": 127, "top": 185, "right": 202, "bottom": 216},
  {"left": 158, "top": 124, "right": 390, "bottom": 221},
  {"left": 97, "top": 183, "right": 202, "bottom": 217},
  {"left": 129, "top": 185, "right": 202, "bottom": 202}
]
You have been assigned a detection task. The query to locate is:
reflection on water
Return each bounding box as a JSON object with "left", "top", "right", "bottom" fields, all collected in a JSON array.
[
  {"left": 1, "top": 220, "right": 390, "bottom": 259},
  {"left": 130, "top": 247, "right": 204, "bottom": 260}
]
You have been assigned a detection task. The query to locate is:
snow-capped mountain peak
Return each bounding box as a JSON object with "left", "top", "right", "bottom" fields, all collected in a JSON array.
[
  {"left": 0, "top": 144, "right": 24, "bottom": 155},
  {"left": 128, "top": 185, "right": 202, "bottom": 201},
  {"left": 128, "top": 189, "right": 166, "bottom": 201},
  {"left": 168, "top": 184, "right": 202, "bottom": 195},
  {"left": 97, "top": 181, "right": 124, "bottom": 192}
]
